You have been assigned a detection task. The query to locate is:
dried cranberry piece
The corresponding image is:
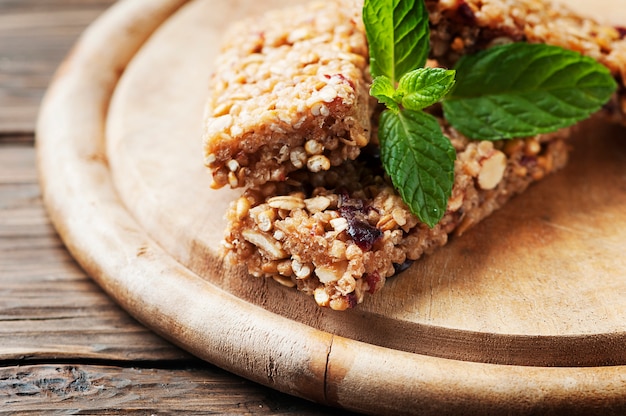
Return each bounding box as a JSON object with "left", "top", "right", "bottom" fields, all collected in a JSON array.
[
  {"left": 347, "top": 293, "right": 358, "bottom": 309},
  {"left": 364, "top": 271, "right": 383, "bottom": 294},
  {"left": 520, "top": 155, "right": 537, "bottom": 168},
  {"left": 457, "top": 1, "right": 477, "bottom": 25},
  {"left": 346, "top": 219, "right": 383, "bottom": 251},
  {"left": 325, "top": 73, "right": 355, "bottom": 89},
  {"left": 616, "top": 26, "right": 626, "bottom": 39},
  {"left": 338, "top": 191, "right": 363, "bottom": 212},
  {"left": 339, "top": 195, "right": 382, "bottom": 251}
]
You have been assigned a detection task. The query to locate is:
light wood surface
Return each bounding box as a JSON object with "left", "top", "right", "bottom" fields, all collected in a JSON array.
[
  {"left": 3, "top": 0, "right": 624, "bottom": 413},
  {"left": 34, "top": 0, "right": 626, "bottom": 414},
  {"left": 105, "top": 0, "right": 626, "bottom": 362},
  {"left": 0, "top": 0, "right": 353, "bottom": 414}
]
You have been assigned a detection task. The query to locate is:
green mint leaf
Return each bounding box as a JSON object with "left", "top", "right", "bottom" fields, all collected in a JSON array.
[
  {"left": 371, "top": 75, "right": 400, "bottom": 112},
  {"left": 442, "top": 43, "right": 618, "bottom": 140},
  {"left": 396, "top": 68, "right": 456, "bottom": 111},
  {"left": 363, "top": 0, "right": 430, "bottom": 83},
  {"left": 379, "top": 109, "right": 456, "bottom": 227}
]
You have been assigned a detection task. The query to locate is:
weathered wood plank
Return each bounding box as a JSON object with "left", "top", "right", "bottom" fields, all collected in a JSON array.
[
  {"left": 0, "top": 364, "right": 353, "bottom": 415},
  {"left": 0, "top": 1, "right": 116, "bottom": 9},
  {"left": 0, "top": 144, "right": 191, "bottom": 362},
  {"left": 0, "top": 1, "right": 117, "bottom": 134},
  {"left": 0, "top": 144, "right": 37, "bottom": 182},
  {"left": 0, "top": 142, "right": 357, "bottom": 413},
  {"left": 0, "top": 1, "right": 351, "bottom": 413}
]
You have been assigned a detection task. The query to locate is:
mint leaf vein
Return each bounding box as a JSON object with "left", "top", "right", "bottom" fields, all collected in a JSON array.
[
  {"left": 379, "top": 110, "right": 455, "bottom": 228},
  {"left": 443, "top": 43, "right": 617, "bottom": 140},
  {"left": 364, "top": 0, "right": 430, "bottom": 83}
]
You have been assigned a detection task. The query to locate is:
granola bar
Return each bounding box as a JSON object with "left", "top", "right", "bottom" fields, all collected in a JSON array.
[
  {"left": 427, "top": 0, "right": 626, "bottom": 123},
  {"left": 223, "top": 120, "right": 570, "bottom": 310},
  {"left": 204, "top": 0, "right": 626, "bottom": 192},
  {"left": 202, "top": 1, "right": 371, "bottom": 189},
  {"left": 213, "top": 0, "right": 624, "bottom": 309}
]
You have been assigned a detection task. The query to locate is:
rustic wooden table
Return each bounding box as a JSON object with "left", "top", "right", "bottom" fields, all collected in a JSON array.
[{"left": 0, "top": 1, "right": 355, "bottom": 413}]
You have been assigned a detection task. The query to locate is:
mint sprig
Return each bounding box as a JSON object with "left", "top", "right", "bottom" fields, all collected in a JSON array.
[
  {"left": 372, "top": 68, "right": 457, "bottom": 227},
  {"left": 370, "top": 76, "right": 400, "bottom": 112},
  {"left": 364, "top": 0, "right": 456, "bottom": 227},
  {"left": 442, "top": 43, "right": 618, "bottom": 140},
  {"left": 397, "top": 68, "right": 457, "bottom": 111},
  {"left": 379, "top": 110, "right": 455, "bottom": 227},
  {"left": 363, "top": 0, "right": 617, "bottom": 228},
  {"left": 363, "top": 0, "right": 430, "bottom": 83}
]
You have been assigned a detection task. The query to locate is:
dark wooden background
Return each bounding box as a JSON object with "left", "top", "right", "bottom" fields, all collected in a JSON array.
[{"left": 0, "top": 1, "right": 357, "bottom": 413}]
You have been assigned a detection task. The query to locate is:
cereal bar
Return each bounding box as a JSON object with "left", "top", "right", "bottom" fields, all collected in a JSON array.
[
  {"left": 223, "top": 120, "right": 570, "bottom": 310},
  {"left": 204, "top": 0, "right": 626, "bottom": 192},
  {"left": 203, "top": 1, "right": 371, "bottom": 189},
  {"left": 213, "top": 0, "right": 624, "bottom": 309},
  {"left": 427, "top": 0, "right": 626, "bottom": 123}
]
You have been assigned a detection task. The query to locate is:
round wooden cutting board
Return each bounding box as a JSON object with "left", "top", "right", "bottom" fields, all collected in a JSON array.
[{"left": 37, "top": 0, "right": 626, "bottom": 414}]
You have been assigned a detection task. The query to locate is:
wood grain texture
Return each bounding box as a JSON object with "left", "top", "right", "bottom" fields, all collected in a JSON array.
[
  {"left": 0, "top": 1, "right": 118, "bottom": 134},
  {"left": 0, "top": 145, "right": 349, "bottom": 414},
  {"left": 35, "top": 0, "right": 344, "bottom": 410},
  {"left": 0, "top": 364, "right": 351, "bottom": 415},
  {"left": 35, "top": 0, "right": 626, "bottom": 414},
  {"left": 107, "top": 0, "right": 626, "bottom": 363},
  {"left": 0, "top": 145, "right": 190, "bottom": 363},
  {"left": 0, "top": 144, "right": 358, "bottom": 414},
  {"left": 0, "top": 0, "right": 355, "bottom": 413}
]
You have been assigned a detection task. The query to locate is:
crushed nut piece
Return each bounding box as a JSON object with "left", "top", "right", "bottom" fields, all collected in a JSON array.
[
  {"left": 307, "top": 155, "right": 331, "bottom": 172},
  {"left": 273, "top": 275, "right": 296, "bottom": 288},
  {"left": 267, "top": 195, "right": 305, "bottom": 211},
  {"left": 241, "top": 230, "right": 287, "bottom": 260},
  {"left": 304, "top": 196, "right": 331, "bottom": 213},
  {"left": 314, "top": 287, "right": 330, "bottom": 307},
  {"left": 477, "top": 150, "right": 507, "bottom": 190},
  {"left": 292, "top": 258, "right": 312, "bottom": 279}
]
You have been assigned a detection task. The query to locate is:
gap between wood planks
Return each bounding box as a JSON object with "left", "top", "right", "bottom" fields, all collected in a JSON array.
[{"left": 0, "top": 133, "right": 34, "bottom": 144}]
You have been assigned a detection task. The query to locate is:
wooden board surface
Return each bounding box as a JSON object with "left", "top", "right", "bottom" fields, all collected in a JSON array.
[
  {"left": 0, "top": 1, "right": 356, "bottom": 413},
  {"left": 0, "top": 146, "right": 353, "bottom": 415},
  {"left": 37, "top": 0, "right": 626, "bottom": 414}
]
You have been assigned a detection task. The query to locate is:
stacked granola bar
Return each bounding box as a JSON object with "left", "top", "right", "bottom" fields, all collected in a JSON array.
[
  {"left": 204, "top": 0, "right": 625, "bottom": 309},
  {"left": 223, "top": 127, "right": 569, "bottom": 310},
  {"left": 202, "top": 1, "right": 372, "bottom": 189}
]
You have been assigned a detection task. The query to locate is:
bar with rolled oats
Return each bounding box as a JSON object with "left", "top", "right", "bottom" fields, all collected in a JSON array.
[
  {"left": 222, "top": 119, "right": 570, "bottom": 310},
  {"left": 212, "top": 0, "right": 626, "bottom": 309},
  {"left": 202, "top": 1, "right": 372, "bottom": 189},
  {"left": 204, "top": 0, "right": 626, "bottom": 191}
]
